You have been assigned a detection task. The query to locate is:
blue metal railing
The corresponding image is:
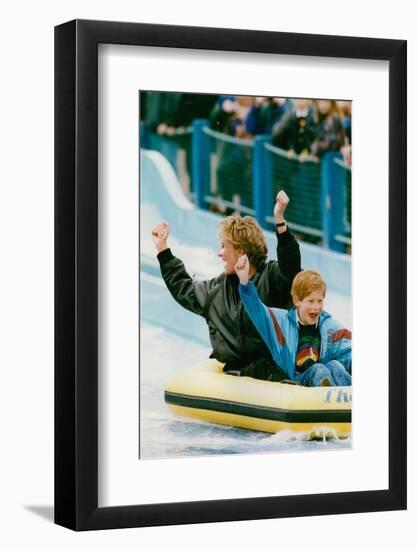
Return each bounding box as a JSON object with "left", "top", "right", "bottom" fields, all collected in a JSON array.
[
  {"left": 264, "top": 141, "right": 323, "bottom": 237},
  {"left": 140, "top": 119, "right": 352, "bottom": 252},
  {"left": 203, "top": 125, "right": 254, "bottom": 213},
  {"left": 332, "top": 158, "right": 352, "bottom": 248}
]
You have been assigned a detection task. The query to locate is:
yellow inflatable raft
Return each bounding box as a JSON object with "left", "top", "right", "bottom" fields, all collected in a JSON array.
[{"left": 164, "top": 361, "right": 351, "bottom": 438}]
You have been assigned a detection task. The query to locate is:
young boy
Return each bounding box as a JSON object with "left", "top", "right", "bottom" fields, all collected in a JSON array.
[{"left": 235, "top": 255, "right": 351, "bottom": 387}]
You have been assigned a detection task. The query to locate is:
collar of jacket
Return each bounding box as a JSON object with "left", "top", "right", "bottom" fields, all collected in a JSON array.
[
  {"left": 287, "top": 307, "right": 331, "bottom": 326},
  {"left": 226, "top": 259, "right": 267, "bottom": 285},
  {"left": 250, "top": 259, "right": 267, "bottom": 279}
]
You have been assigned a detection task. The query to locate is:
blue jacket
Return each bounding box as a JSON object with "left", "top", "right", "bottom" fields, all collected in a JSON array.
[{"left": 239, "top": 282, "right": 352, "bottom": 380}]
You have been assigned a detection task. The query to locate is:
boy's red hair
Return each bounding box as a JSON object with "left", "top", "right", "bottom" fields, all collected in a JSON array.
[{"left": 291, "top": 269, "right": 327, "bottom": 302}]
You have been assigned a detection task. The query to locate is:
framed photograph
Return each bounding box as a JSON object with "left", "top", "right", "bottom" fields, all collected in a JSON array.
[
  {"left": 55, "top": 19, "right": 406, "bottom": 530},
  {"left": 139, "top": 89, "right": 354, "bottom": 460}
]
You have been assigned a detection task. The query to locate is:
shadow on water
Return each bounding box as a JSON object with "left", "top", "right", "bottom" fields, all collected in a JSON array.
[{"left": 24, "top": 505, "right": 54, "bottom": 523}]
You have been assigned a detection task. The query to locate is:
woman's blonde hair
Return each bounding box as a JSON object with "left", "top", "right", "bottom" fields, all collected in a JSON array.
[
  {"left": 219, "top": 216, "right": 268, "bottom": 268},
  {"left": 291, "top": 269, "right": 327, "bottom": 302}
]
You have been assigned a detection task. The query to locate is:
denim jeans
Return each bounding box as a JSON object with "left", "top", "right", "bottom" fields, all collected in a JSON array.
[{"left": 295, "top": 360, "right": 352, "bottom": 387}]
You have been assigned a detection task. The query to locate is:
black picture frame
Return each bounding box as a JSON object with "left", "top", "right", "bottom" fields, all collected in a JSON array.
[{"left": 55, "top": 19, "right": 407, "bottom": 531}]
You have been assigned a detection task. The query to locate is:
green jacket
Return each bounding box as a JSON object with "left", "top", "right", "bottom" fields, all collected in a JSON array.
[{"left": 157, "top": 230, "right": 301, "bottom": 368}]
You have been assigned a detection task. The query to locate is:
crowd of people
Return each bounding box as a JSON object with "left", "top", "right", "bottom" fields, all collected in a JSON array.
[
  {"left": 140, "top": 92, "right": 352, "bottom": 164},
  {"left": 141, "top": 92, "right": 352, "bottom": 249}
]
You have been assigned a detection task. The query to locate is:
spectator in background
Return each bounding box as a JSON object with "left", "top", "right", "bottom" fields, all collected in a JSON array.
[
  {"left": 336, "top": 100, "right": 352, "bottom": 143},
  {"left": 210, "top": 95, "right": 255, "bottom": 139},
  {"left": 271, "top": 99, "right": 319, "bottom": 236},
  {"left": 248, "top": 97, "right": 291, "bottom": 135},
  {"left": 211, "top": 95, "right": 289, "bottom": 137},
  {"left": 310, "top": 99, "right": 345, "bottom": 158},
  {"left": 272, "top": 98, "right": 318, "bottom": 160},
  {"left": 337, "top": 100, "right": 352, "bottom": 165},
  {"left": 209, "top": 96, "right": 256, "bottom": 213}
]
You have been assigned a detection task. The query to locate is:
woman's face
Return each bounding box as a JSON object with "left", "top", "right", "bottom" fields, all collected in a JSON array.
[{"left": 218, "top": 237, "right": 242, "bottom": 275}]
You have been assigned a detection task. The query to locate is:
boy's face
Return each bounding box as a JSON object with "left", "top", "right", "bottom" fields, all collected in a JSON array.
[
  {"left": 218, "top": 237, "right": 242, "bottom": 275},
  {"left": 294, "top": 289, "right": 324, "bottom": 325}
]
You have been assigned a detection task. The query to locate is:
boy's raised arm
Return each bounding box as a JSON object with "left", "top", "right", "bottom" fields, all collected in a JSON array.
[{"left": 235, "top": 255, "right": 293, "bottom": 379}]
